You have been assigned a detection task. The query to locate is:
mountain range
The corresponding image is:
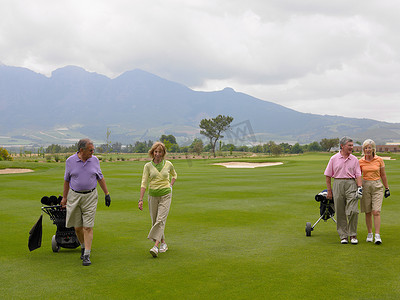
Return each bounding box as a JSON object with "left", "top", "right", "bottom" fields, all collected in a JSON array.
[{"left": 1, "top": 64, "right": 400, "bottom": 147}]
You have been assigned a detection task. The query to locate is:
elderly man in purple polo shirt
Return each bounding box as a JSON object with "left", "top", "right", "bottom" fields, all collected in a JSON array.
[
  {"left": 60, "top": 138, "right": 111, "bottom": 266},
  {"left": 324, "top": 136, "right": 363, "bottom": 245}
]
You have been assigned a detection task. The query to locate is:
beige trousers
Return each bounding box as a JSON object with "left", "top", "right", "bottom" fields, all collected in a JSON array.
[
  {"left": 333, "top": 179, "right": 359, "bottom": 239},
  {"left": 147, "top": 193, "right": 172, "bottom": 242}
]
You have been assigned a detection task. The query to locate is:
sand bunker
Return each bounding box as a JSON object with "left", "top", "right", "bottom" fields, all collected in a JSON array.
[
  {"left": 0, "top": 168, "right": 34, "bottom": 174},
  {"left": 381, "top": 157, "right": 395, "bottom": 160},
  {"left": 213, "top": 162, "right": 283, "bottom": 168}
]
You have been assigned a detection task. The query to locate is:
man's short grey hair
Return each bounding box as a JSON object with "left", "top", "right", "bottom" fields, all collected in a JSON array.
[
  {"left": 77, "top": 138, "right": 93, "bottom": 151},
  {"left": 339, "top": 136, "right": 353, "bottom": 148}
]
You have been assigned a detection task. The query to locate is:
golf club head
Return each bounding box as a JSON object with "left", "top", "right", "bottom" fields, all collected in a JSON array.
[
  {"left": 41, "top": 196, "right": 50, "bottom": 205},
  {"left": 315, "top": 189, "right": 328, "bottom": 202},
  {"left": 49, "top": 195, "right": 58, "bottom": 206}
]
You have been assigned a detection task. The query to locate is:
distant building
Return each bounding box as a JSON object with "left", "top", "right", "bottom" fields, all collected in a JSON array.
[{"left": 353, "top": 145, "right": 400, "bottom": 153}]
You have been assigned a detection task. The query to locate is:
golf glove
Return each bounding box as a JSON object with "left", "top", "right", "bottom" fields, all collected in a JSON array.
[
  {"left": 105, "top": 194, "right": 111, "bottom": 207},
  {"left": 356, "top": 187, "right": 363, "bottom": 199},
  {"left": 384, "top": 188, "right": 390, "bottom": 198}
]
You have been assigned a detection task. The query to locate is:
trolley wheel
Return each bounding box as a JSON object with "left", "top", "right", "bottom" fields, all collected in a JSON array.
[
  {"left": 305, "top": 222, "right": 312, "bottom": 236},
  {"left": 51, "top": 235, "right": 60, "bottom": 252}
]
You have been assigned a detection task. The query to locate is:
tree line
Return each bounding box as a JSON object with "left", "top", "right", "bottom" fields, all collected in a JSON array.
[{"left": 41, "top": 137, "right": 340, "bottom": 155}]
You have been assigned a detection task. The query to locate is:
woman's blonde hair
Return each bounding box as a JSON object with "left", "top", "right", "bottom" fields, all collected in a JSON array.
[
  {"left": 362, "top": 139, "right": 376, "bottom": 157},
  {"left": 148, "top": 142, "right": 167, "bottom": 159}
]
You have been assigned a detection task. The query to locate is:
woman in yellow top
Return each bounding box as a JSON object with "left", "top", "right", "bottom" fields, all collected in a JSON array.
[
  {"left": 359, "top": 139, "right": 390, "bottom": 245},
  {"left": 139, "top": 142, "right": 177, "bottom": 257}
]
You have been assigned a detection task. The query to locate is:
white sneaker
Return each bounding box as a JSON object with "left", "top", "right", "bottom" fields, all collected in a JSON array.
[
  {"left": 375, "top": 234, "right": 382, "bottom": 245},
  {"left": 341, "top": 238, "right": 348, "bottom": 244},
  {"left": 366, "top": 233, "right": 373, "bottom": 242},
  {"left": 159, "top": 242, "right": 168, "bottom": 253},
  {"left": 150, "top": 246, "right": 159, "bottom": 257},
  {"left": 350, "top": 237, "right": 358, "bottom": 244}
]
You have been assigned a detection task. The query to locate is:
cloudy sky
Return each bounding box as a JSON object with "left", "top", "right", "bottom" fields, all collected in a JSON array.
[{"left": 1, "top": 0, "right": 399, "bottom": 123}]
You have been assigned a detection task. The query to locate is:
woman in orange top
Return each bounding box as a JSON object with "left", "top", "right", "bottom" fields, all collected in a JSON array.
[{"left": 359, "top": 139, "right": 390, "bottom": 245}]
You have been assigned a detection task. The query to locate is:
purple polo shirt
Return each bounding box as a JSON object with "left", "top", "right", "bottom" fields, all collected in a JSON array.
[
  {"left": 64, "top": 153, "right": 103, "bottom": 191},
  {"left": 324, "top": 152, "right": 361, "bottom": 179}
]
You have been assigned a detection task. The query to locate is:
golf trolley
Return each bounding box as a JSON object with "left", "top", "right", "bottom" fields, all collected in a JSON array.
[
  {"left": 305, "top": 190, "right": 336, "bottom": 236},
  {"left": 41, "top": 203, "right": 80, "bottom": 252}
]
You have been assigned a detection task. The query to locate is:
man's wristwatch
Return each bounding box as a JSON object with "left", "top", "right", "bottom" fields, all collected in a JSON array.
[{"left": 138, "top": 199, "right": 143, "bottom": 203}]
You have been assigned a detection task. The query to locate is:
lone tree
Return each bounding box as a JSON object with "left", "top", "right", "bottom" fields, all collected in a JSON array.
[
  {"left": 199, "top": 115, "right": 233, "bottom": 157},
  {"left": 190, "top": 138, "right": 204, "bottom": 155},
  {"left": 160, "top": 134, "right": 177, "bottom": 145},
  {"left": 160, "top": 134, "right": 177, "bottom": 151},
  {"left": 320, "top": 138, "right": 339, "bottom": 152}
]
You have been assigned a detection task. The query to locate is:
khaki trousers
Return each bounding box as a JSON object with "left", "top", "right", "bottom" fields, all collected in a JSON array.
[
  {"left": 333, "top": 179, "right": 359, "bottom": 239},
  {"left": 147, "top": 193, "right": 172, "bottom": 242}
]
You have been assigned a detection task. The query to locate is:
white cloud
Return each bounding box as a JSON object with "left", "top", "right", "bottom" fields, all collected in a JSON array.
[{"left": 0, "top": 0, "right": 399, "bottom": 123}]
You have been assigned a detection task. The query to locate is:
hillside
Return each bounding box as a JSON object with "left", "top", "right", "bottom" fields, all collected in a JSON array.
[{"left": 1, "top": 65, "right": 400, "bottom": 146}]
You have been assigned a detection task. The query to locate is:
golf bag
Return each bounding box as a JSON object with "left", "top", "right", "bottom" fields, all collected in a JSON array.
[
  {"left": 41, "top": 196, "right": 80, "bottom": 252},
  {"left": 305, "top": 189, "right": 336, "bottom": 236}
]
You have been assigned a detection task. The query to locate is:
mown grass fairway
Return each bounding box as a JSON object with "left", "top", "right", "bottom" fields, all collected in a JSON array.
[{"left": 1, "top": 153, "right": 399, "bottom": 299}]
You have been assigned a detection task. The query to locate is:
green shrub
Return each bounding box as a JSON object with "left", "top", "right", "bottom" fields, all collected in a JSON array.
[{"left": 0, "top": 147, "right": 13, "bottom": 161}]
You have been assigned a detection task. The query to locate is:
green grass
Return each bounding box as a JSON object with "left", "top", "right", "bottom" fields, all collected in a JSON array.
[{"left": 1, "top": 153, "right": 399, "bottom": 299}]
